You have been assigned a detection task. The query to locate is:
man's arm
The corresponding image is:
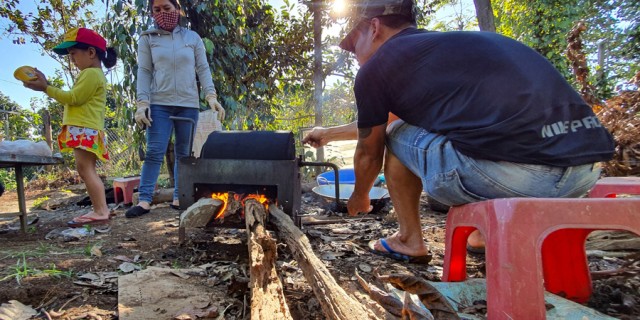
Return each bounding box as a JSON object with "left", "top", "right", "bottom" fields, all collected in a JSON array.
[
  {"left": 348, "top": 123, "right": 386, "bottom": 216},
  {"left": 302, "top": 122, "right": 358, "bottom": 148}
]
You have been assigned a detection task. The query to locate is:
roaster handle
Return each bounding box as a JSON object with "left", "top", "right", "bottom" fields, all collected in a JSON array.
[
  {"left": 298, "top": 157, "right": 341, "bottom": 209},
  {"left": 169, "top": 116, "right": 196, "bottom": 157}
]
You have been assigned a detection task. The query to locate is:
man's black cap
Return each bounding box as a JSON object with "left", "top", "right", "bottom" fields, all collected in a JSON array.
[{"left": 339, "top": 0, "right": 416, "bottom": 53}]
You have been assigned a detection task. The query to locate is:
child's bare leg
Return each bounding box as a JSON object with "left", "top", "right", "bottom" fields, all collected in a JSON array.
[{"left": 74, "top": 149, "right": 110, "bottom": 219}]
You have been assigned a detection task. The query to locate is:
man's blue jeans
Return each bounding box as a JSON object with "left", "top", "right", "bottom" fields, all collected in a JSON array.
[
  {"left": 386, "top": 121, "right": 601, "bottom": 206},
  {"left": 138, "top": 105, "right": 198, "bottom": 204}
]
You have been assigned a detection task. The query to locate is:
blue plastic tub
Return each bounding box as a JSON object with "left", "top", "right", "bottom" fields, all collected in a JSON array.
[
  {"left": 317, "top": 168, "right": 356, "bottom": 185},
  {"left": 317, "top": 168, "right": 384, "bottom": 186}
]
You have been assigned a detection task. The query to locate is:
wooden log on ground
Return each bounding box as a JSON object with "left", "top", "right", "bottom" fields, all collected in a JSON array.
[
  {"left": 132, "top": 188, "right": 174, "bottom": 205},
  {"left": 269, "top": 206, "right": 378, "bottom": 320},
  {"left": 244, "top": 199, "right": 293, "bottom": 320},
  {"left": 586, "top": 231, "right": 640, "bottom": 251},
  {"left": 301, "top": 215, "right": 377, "bottom": 226}
]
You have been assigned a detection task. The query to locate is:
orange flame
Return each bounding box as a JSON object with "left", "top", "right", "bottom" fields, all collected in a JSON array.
[
  {"left": 211, "top": 192, "right": 229, "bottom": 219},
  {"left": 243, "top": 193, "right": 269, "bottom": 210},
  {"left": 211, "top": 192, "right": 270, "bottom": 220}
]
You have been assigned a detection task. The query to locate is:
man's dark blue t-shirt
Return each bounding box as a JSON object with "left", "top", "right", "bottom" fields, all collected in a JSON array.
[{"left": 355, "top": 28, "right": 614, "bottom": 166}]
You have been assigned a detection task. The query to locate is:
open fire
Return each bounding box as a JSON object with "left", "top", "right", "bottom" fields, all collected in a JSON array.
[{"left": 211, "top": 192, "right": 270, "bottom": 220}]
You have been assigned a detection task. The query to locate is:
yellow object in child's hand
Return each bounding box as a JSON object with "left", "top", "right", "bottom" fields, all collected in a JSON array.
[{"left": 13, "top": 66, "right": 38, "bottom": 82}]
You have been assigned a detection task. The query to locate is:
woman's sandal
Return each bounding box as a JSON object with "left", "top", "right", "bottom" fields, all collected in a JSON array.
[
  {"left": 125, "top": 205, "right": 150, "bottom": 218},
  {"left": 67, "top": 215, "right": 110, "bottom": 228}
]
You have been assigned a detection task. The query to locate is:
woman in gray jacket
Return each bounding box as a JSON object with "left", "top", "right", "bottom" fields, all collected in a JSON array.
[{"left": 127, "top": 0, "right": 225, "bottom": 218}]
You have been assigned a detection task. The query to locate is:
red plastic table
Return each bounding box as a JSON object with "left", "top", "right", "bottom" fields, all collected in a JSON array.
[{"left": 0, "top": 153, "right": 63, "bottom": 232}]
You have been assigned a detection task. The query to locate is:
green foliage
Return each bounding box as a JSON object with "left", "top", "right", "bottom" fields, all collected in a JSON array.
[
  {"left": 0, "top": 0, "right": 103, "bottom": 85},
  {"left": 0, "top": 242, "right": 72, "bottom": 260},
  {"left": 420, "top": 0, "right": 478, "bottom": 31},
  {"left": 99, "top": 0, "right": 144, "bottom": 130},
  {"left": 494, "top": 0, "right": 580, "bottom": 81},
  {"left": 577, "top": 0, "right": 640, "bottom": 97},
  {"left": 41, "top": 264, "right": 75, "bottom": 278},
  {"left": 0, "top": 254, "right": 33, "bottom": 284},
  {"left": 103, "top": 0, "right": 318, "bottom": 130},
  {"left": 156, "top": 175, "right": 172, "bottom": 189},
  {"left": 99, "top": 127, "right": 143, "bottom": 177},
  {"left": 32, "top": 196, "right": 50, "bottom": 209},
  {"left": 0, "top": 169, "right": 17, "bottom": 191},
  {"left": 0, "top": 254, "right": 73, "bottom": 284},
  {"left": 0, "top": 93, "right": 41, "bottom": 140},
  {"left": 1, "top": 0, "right": 138, "bottom": 176},
  {"left": 83, "top": 242, "right": 93, "bottom": 256},
  {"left": 494, "top": 0, "right": 639, "bottom": 100}
]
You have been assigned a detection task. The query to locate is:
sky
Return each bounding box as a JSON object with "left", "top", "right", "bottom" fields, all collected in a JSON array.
[{"left": 0, "top": 0, "right": 473, "bottom": 110}]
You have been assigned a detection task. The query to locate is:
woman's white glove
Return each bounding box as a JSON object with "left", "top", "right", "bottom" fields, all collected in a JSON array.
[
  {"left": 134, "top": 101, "right": 152, "bottom": 128},
  {"left": 206, "top": 94, "right": 225, "bottom": 121}
]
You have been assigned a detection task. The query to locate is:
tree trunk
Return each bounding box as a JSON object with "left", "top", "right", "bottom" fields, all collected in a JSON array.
[
  {"left": 473, "top": 0, "right": 496, "bottom": 32},
  {"left": 269, "top": 206, "right": 378, "bottom": 320},
  {"left": 42, "top": 109, "right": 53, "bottom": 151},
  {"left": 312, "top": 0, "right": 325, "bottom": 164},
  {"left": 245, "top": 200, "right": 293, "bottom": 320},
  {"left": 42, "top": 109, "right": 53, "bottom": 172}
]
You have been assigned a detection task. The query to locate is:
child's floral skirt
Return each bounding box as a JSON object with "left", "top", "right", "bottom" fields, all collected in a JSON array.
[{"left": 58, "top": 125, "right": 110, "bottom": 162}]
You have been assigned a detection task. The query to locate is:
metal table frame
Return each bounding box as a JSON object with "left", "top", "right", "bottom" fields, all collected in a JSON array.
[{"left": 0, "top": 153, "right": 63, "bottom": 232}]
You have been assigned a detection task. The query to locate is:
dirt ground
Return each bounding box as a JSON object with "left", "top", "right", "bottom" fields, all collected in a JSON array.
[{"left": 0, "top": 176, "right": 638, "bottom": 319}]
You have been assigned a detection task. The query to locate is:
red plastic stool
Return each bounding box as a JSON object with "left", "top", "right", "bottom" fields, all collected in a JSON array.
[
  {"left": 587, "top": 176, "right": 640, "bottom": 198},
  {"left": 442, "top": 198, "right": 640, "bottom": 319},
  {"left": 113, "top": 176, "right": 141, "bottom": 205}
]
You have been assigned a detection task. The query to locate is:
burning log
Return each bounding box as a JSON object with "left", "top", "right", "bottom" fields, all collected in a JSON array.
[
  {"left": 268, "top": 206, "right": 378, "bottom": 320},
  {"left": 178, "top": 198, "right": 223, "bottom": 242},
  {"left": 244, "top": 199, "right": 293, "bottom": 320}
]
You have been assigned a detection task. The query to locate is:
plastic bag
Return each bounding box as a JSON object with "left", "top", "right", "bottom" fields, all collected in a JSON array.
[
  {"left": 192, "top": 109, "right": 222, "bottom": 158},
  {"left": 0, "top": 140, "right": 52, "bottom": 157}
]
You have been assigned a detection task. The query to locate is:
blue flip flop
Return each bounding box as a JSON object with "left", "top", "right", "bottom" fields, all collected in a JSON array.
[
  {"left": 368, "top": 238, "right": 432, "bottom": 264},
  {"left": 466, "top": 243, "right": 486, "bottom": 254}
]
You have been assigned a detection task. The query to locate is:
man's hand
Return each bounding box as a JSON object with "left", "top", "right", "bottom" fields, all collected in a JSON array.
[
  {"left": 347, "top": 191, "right": 373, "bottom": 216},
  {"left": 23, "top": 68, "right": 48, "bottom": 92},
  {"left": 302, "top": 127, "right": 329, "bottom": 148},
  {"left": 206, "top": 94, "right": 225, "bottom": 121},
  {"left": 134, "top": 101, "right": 152, "bottom": 129}
]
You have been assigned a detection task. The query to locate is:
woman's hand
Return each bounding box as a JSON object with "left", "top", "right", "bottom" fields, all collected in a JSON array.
[
  {"left": 206, "top": 94, "right": 225, "bottom": 121},
  {"left": 135, "top": 101, "right": 152, "bottom": 129},
  {"left": 23, "top": 68, "right": 48, "bottom": 92}
]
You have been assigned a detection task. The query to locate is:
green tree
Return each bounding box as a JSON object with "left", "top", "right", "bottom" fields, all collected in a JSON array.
[
  {"left": 104, "top": 0, "right": 318, "bottom": 130},
  {"left": 577, "top": 0, "right": 640, "bottom": 97},
  {"left": 494, "top": 0, "right": 639, "bottom": 99},
  {"left": 0, "top": 92, "right": 40, "bottom": 140},
  {"left": 494, "top": 0, "right": 580, "bottom": 80},
  {"left": 0, "top": 0, "right": 104, "bottom": 84}
]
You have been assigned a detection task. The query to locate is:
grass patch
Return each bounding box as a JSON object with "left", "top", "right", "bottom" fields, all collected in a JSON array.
[
  {"left": 32, "top": 196, "right": 50, "bottom": 209},
  {"left": 0, "top": 254, "right": 74, "bottom": 284},
  {"left": 0, "top": 242, "right": 84, "bottom": 260}
]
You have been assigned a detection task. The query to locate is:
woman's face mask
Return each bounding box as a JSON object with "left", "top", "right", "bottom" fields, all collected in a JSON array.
[{"left": 153, "top": 11, "right": 179, "bottom": 31}]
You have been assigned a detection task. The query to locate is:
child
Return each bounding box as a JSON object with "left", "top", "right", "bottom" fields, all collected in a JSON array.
[{"left": 23, "top": 27, "right": 117, "bottom": 228}]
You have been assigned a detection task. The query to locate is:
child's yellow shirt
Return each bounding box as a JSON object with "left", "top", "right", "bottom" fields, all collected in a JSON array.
[{"left": 45, "top": 67, "right": 107, "bottom": 130}]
